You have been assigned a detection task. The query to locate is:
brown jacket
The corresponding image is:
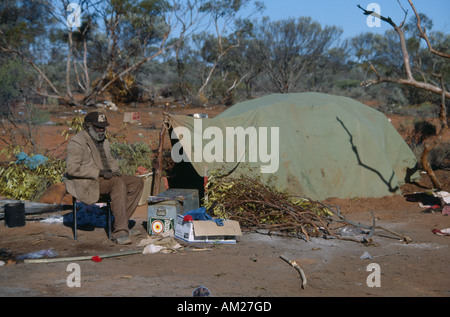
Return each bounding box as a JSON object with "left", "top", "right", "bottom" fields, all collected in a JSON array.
[{"left": 64, "top": 130, "right": 119, "bottom": 204}]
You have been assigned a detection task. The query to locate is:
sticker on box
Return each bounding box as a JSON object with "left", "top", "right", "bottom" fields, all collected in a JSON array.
[{"left": 149, "top": 217, "right": 174, "bottom": 235}]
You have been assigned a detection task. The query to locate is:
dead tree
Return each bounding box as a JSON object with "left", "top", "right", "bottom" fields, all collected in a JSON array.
[{"left": 358, "top": 0, "right": 449, "bottom": 189}]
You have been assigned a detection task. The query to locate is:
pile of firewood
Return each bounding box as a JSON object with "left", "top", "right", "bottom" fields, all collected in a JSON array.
[
  {"left": 204, "top": 173, "right": 335, "bottom": 240},
  {"left": 204, "top": 172, "right": 411, "bottom": 244}
]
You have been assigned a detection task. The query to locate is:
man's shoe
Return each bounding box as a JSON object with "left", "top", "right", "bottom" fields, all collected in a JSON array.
[
  {"left": 129, "top": 229, "right": 142, "bottom": 237},
  {"left": 112, "top": 235, "right": 132, "bottom": 245}
]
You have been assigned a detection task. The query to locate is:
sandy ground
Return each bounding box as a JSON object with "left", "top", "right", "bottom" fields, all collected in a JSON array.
[{"left": 0, "top": 102, "right": 449, "bottom": 301}]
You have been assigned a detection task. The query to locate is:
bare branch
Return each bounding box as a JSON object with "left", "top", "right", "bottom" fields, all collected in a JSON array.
[
  {"left": 358, "top": 2, "right": 450, "bottom": 99},
  {"left": 357, "top": 4, "right": 398, "bottom": 29},
  {"left": 407, "top": 0, "right": 450, "bottom": 59},
  {"left": 359, "top": 0, "right": 449, "bottom": 190}
]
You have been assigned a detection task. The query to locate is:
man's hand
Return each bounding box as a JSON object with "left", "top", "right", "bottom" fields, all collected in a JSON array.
[{"left": 99, "top": 169, "right": 113, "bottom": 179}]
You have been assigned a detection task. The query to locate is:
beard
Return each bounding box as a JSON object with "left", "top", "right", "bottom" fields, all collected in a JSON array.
[{"left": 88, "top": 126, "right": 106, "bottom": 142}]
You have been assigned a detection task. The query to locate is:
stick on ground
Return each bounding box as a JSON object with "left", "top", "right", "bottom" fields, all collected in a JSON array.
[{"left": 280, "top": 255, "right": 307, "bottom": 289}]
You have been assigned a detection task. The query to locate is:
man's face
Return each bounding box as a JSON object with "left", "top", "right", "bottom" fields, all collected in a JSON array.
[{"left": 88, "top": 125, "right": 106, "bottom": 142}]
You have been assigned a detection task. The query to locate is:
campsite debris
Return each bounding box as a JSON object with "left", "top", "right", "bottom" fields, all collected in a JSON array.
[
  {"left": 16, "top": 249, "right": 58, "bottom": 261},
  {"left": 91, "top": 256, "right": 102, "bottom": 262},
  {"left": 188, "top": 113, "right": 209, "bottom": 119},
  {"left": 3, "top": 202, "right": 25, "bottom": 227},
  {"left": 405, "top": 191, "right": 450, "bottom": 208},
  {"left": 443, "top": 206, "right": 450, "bottom": 216},
  {"left": 408, "top": 190, "right": 450, "bottom": 215},
  {"left": 329, "top": 206, "right": 412, "bottom": 244},
  {"left": 15, "top": 152, "right": 48, "bottom": 170},
  {"left": 140, "top": 236, "right": 183, "bottom": 254},
  {"left": 39, "top": 215, "right": 63, "bottom": 223},
  {"left": 435, "top": 191, "right": 450, "bottom": 204},
  {"left": 337, "top": 226, "right": 371, "bottom": 237},
  {"left": 360, "top": 251, "right": 373, "bottom": 260},
  {"left": 0, "top": 248, "right": 13, "bottom": 262},
  {"left": 280, "top": 255, "right": 307, "bottom": 289},
  {"left": 174, "top": 213, "right": 241, "bottom": 244},
  {"left": 123, "top": 112, "right": 140, "bottom": 124},
  {"left": 22, "top": 250, "right": 141, "bottom": 264},
  {"left": 0, "top": 200, "right": 65, "bottom": 220},
  {"left": 432, "top": 228, "right": 450, "bottom": 236}
]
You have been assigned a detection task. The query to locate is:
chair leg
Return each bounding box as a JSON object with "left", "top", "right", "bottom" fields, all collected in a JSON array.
[
  {"left": 72, "top": 195, "right": 111, "bottom": 241},
  {"left": 72, "top": 197, "right": 78, "bottom": 241},
  {"left": 107, "top": 198, "right": 112, "bottom": 240}
]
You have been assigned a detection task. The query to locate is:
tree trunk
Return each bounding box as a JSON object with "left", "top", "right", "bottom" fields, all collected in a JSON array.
[{"left": 420, "top": 125, "right": 449, "bottom": 189}]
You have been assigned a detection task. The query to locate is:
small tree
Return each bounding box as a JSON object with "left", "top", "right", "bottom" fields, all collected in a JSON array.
[{"left": 255, "top": 16, "right": 342, "bottom": 94}]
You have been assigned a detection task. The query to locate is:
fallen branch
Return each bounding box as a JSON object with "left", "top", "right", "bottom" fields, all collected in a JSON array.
[
  {"left": 323, "top": 203, "right": 412, "bottom": 244},
  {"left": 280, "top": 255, "right": 307, "bottom": 289}
]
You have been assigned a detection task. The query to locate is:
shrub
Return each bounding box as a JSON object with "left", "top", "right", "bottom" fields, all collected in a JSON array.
[
  {"left": 0, "top": 151, "right": 66, "bottom": 201},
  {"left": 0, "top": 140, "right": 153, "bottom": 201},
  {"left": 413, "top": 119, "right": 436, "bottom": 144},
  {"left": 110, "top": 142, "right": 153, "bottom": 176}
]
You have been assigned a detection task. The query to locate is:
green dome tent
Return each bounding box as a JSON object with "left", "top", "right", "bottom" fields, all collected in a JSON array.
[{"left": 168, "top": 93, "right": 419, "bottom": 200}]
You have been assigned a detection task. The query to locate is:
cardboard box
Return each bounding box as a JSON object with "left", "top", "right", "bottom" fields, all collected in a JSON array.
[
  {"left": 149, "top": 217, "right": 174, "bottom": 235},
  {"left": 138, "top": 173, "right": 153, "bottom": 206},
  {"left": 174, "top": 215, "right": 242, "bottom": 244},
  {"left": 123, "top": 112, "right": 140, "bottom": 123}
]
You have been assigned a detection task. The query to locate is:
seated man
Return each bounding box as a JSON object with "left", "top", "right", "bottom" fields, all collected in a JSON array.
[{"left": 64, "top": 111, "right": 144, "bottom": 245}]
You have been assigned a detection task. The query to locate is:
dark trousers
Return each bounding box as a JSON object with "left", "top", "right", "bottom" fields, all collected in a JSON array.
[{"left": 99, "top": 175, "right": 144, "bottom": 239}]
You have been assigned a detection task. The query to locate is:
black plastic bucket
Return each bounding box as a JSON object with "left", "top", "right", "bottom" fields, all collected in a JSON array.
[{"left": 4, "top": 202, "right": 26, "bottom": 228}]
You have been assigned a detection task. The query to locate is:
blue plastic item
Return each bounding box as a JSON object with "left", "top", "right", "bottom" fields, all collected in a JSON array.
[
  {"left": 15, "top": 152, "right": 48, "bottom": 170},
  {"left": 184, "top": 207, "right": 223, "bottom": 226}
]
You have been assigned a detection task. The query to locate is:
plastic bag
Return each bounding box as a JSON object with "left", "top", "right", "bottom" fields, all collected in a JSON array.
[
  {"left": 15, "top": 152, "right": 48, "bottom": 170},
  {"left": 16, "top": 249, "right": 58, "bottom": 260}
]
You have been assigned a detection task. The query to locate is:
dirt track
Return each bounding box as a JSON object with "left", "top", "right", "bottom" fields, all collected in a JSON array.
[{"left": 0, "top": 103, "right": 449, "bottom": 299}]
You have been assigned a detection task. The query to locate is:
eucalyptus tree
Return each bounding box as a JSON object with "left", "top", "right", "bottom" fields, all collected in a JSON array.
[
  {"left": 194, "top": 0, "right": 264, "bottom": 100},
  {"left": 0, "top": 0, "right": 57, "bottom": 150},
  {"left": 1, "top": 0, "right": 206, "bottom": 107},
  {"left": 254, "top": 16, "right": 342, "bottom": 94}
]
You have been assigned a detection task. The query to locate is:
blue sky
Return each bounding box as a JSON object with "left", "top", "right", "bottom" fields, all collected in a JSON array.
[{"left": 252, "top": 0, "right": 450, "bottom": 40}]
